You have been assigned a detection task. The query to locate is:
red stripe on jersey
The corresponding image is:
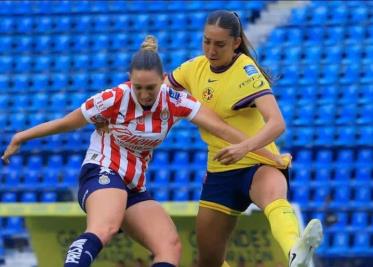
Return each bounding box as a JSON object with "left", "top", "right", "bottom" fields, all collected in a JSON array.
[
  {"left": 124, "top": 150, "right": 136, "bottom": 184},
  {"left": 102, "top": 91, "right": 113, "bottom": 101},
  {"left": 168, "top": 96, "right": 193, "bottom": 118},
  {"left": 109, "top": 135, "right": 120, "bottom": 173},
  {"left": 136, "top": 156, "right": 147, "bottom": 191},
  {"left": 85, "top": 99, "right": 94, "bottom": 110},
  {"left": 102, "top": 88, "right": 123, "bottom": 123},
  {"left": 99, "top": 133, "right": 105, "bottom": 165},
  {"left": 124, "top": 96, "right": 136, "bottom": 126},
  {"left": 166, "top": 93, "right": 174, "bottom": 130},
  {"left": 151, "top": 91, "right": 162, "bottom": 133},
  {"left": 136, "top": 117, "right": 145, "bottom": 131}
]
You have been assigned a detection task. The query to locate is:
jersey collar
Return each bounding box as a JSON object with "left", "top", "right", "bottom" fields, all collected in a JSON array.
[
  {"left": 210, "top": 53, "right": 241, "bottom": 73},
  {"left": 130, "top": 84, "right": 163, "bottom": 115}
]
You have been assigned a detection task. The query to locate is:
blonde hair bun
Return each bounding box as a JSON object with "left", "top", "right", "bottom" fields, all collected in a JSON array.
[{"left": 141, "top": 35, "right": 158, "bottom": 52}]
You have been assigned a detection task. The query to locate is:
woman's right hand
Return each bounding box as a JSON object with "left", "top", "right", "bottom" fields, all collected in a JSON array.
[{"left": 1, "top": 134, "right": 22, "bottom": 165}]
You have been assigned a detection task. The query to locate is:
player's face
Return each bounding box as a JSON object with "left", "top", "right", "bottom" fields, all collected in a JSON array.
[
  {"left": 131, "top": 69, "right": 163, "bottom": 107},
  {"left": 203, "top": 24, "right": 241, "bottom": 68}
]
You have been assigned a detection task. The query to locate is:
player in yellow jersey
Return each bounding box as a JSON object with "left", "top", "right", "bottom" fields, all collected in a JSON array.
[{"left": 166, "top": 10, "right": 323, "bottom": 267}]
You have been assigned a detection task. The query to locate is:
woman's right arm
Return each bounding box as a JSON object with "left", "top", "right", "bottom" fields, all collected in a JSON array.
[{"left": 1, "top": 108, "right": 88, "bottom": 164}]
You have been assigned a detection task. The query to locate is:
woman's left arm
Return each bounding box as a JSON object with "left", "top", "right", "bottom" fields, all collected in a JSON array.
[{"left": 213, "top": 94, "right": 286, "bottom": 164}]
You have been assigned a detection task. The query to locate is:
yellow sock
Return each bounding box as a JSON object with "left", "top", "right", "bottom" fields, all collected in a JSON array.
[
  {"left": 221, "top": 261, "right": 231, "bottom": 267},
  {"left": 264, "top": 199, "right": 300, "bottom": 259}
]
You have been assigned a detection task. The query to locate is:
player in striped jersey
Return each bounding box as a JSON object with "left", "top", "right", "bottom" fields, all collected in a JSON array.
[
  {"left": 166, "top": 11, "right": 323, "bottom": 267},
  {"left": 2, "top": 36, "right": 288, "bottom": 267}
]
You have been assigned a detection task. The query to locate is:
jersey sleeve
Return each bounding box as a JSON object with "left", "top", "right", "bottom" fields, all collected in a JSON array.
[
  {"left": 232, "top": 63, "right": 272, "bottom": 110},
  {"left": 167, "top": 88, "right": 201, "bottom": 121},
  {"left": 167, "top": 57, "right": 198, "bottom": 92},
  {"left": 81, "top": 87, "right": 123, "bottom": 124}
]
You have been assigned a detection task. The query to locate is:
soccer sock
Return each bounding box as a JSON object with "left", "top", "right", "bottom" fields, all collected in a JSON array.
[
  {"left": 64, "top": 232, "right": 103, "bottom": 267},
  {"left": 264, "top": 199, "right": 300, "bottom": 259},
  {"left": 221, "top": 261, "right": 231, "bottom": 267},
  {"left": 152, "top": 263, "right": 176, "bottom": 267}
]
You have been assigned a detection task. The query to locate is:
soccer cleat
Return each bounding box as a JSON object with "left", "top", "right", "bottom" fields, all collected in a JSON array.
[{"left": 289, "top": 219, "right": 323, "bottom": 267}]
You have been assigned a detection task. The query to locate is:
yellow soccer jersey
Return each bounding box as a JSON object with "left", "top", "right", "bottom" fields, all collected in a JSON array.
[{"left": 168, "top": 53, "right": 281, "bottom": 172}]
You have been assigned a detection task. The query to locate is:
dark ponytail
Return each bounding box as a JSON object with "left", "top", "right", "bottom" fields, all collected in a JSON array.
[
  {"left": 130, "top": 35, "right": 163, "bottom": 78},
  {"left": 206, "top": 10, "right": 272, "bottom": 85}
]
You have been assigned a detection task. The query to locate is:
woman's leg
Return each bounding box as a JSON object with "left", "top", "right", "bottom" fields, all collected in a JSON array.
[
  {"left": 249, "top": 165, "right": 299, "bottom": 256},
  {"left": 64, "top": 188, "right": 127, "bottom": 267},
  {"left": 121, "top": 200, "right": 181, "bottom": 266},
  {"left": 195, "top": 207, "right": 237, "bottom": 267},
  {"left": 249, "top": 166, "right": 322, "bottom": 267}
]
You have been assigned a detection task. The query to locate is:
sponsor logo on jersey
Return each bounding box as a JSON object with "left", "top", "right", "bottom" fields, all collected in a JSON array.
[
  {"left": 238, "top": 74, "right": 264, "bottom": 89},
  {"left": 111, "top": 126, "right": 163, "bottom": 151},
  {"left": 169, "top": 88, "right": 181, "bottom": 101},
  {"left": 202, "top": 87, "right": 214, "bottom": 102},
  {"left": 243, "top": 64, "right": 258, "bottom": 76}
]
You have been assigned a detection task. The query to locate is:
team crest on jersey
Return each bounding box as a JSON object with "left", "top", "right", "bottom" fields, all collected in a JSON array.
[
  {"left": 160, "top": 108, "right": 170, "bottom": 121},
  {"left": 98, "top": 175, "right": 110, "bottom": 185},
  {"left": 202, "top": 87, "right": 214, "bottom": 102},
  {"left": 244, "top": 64, "right": 258, "bottom": 76}
]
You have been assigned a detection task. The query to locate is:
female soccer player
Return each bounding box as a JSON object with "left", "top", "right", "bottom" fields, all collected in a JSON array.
[
  {"left": 2, "top": 36, "right": 287, "bottom": 267},
  {"left": 166, "top": 10, "right": 323, "bottom": 267}
]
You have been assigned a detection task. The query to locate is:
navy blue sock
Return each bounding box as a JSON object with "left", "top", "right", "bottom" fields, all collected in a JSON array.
[
  {"left": 152, "top": 263, "right": 176, "bottom": 267},
  {"left": 64, "top": 232, "right": 103, "bottom": 267}
]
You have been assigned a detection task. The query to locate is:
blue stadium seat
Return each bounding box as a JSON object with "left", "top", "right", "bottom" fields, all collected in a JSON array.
[
  {"left": 191, "top": 185, "right": 202, "bottom": 201},
  {"left": 0, "top": 56, "right": 12, "bottom": 73},
  {"left": 66, "top": 154, "right": 83, "bottom": 169},
  {"left": 27, "top": 155, "right": 43, "bottom": 170},
  {"left": 310, "top": 5, "right": 328, "bottom": 24},
  {"left": 333, "top": 166, "right": 352, "bottom": 184},
  {"left": 352, "top": 187, "right": 371, "bottom": 208},
  {"left": 31, "top": 74, "right": 48, "bottom": 91},
  {"left": 34, "top": 35, "right": 52, "bottom": 52},
  {"left": 300, "top": 65, "right": 319, "bottom": 84},
  {"left": 53, "top": 35, "right": 70, "bottom": 53},
  {"left": 346, "top": 26, "right": 365, "bottom": 43},
  {"left": 293, "top": 149, "right": 312, "bottom": 168},
  {"left": 1, "top": 192, "right": 17, "bottom": 203},
  {"left": 290, "top": 8, "right": 307, "bottom": 25},
  {"left": 16, "top": 17, "right": 33, "bottom": 33},
  {"left": 325, "top": 26, "right": 345, "bottom": 45},
  {"left": 34, "top": 17, "right": 53, "bottom": 33},
  {"left": 294, "top": 105, "right": 314, "bottom": 125},
  {"left": 314, "top": 104, "right": 335, "bottom": 125},
  {"left": 314, "top": 149, "right": 333, "bottom": 168},
  {"left": 8, "top": 113, "right": 27, "bottom": 132},
  {"left": 283, "top": 46, "right": 301, "bottom": 63},
  {"left": 151, "top": 151, "right": 169, "bottom": 168},
  {"left": 314, "top": 167, "right": 332, "bottom": 182},
  {"left": 330, "top": 186, "right": 351, "bottom": 208},
  {"left": 292, "top": 127, "right": 313, "bottom": 147},
  {"left": 351, "top": 6, "right": 368, "bottom": 23},
  {"left": 173, "top": 168, "right": 191, "bottom": 184},
  {"left": 40, "top": 191, "right": 57, "bottom": 203},
  {"left": 50, "top": 93, "right": 68, "bottom": 111},
  {"left": 330, "top": 6, "right": 348, "bottom": 23},
  {"left": 352, "top": 231, "right": 370, "bottom": 255},
  {"left": 110, "top": 15, "right": 129, "bottom": 31},
  {"left": 89, "top": 73, "right": 107, "bottom": 90},
  {"left": 340, "top": 65, "right": 360, "bottom": 84},
  {"left": 0, "top": 37, "right": 12, "bottom": 54},
  {"left": 291, "top": 185, "right": 309, "bottom": 205},
  {"left": 356, "top": 149, "right": 373, "bottom": 167},
  {"left": 22, "top": 170, "right": 40, "bottom": 190},
  {"left": 13, "top": 55, "right": 31, "bottom": 73},
  {"left": 110, "top": 33, "right": 129, "bottom": 50},
  {"left": 45, "top": 135, "right": 64, "bottom": 150},
  {"left": 71, "top": 54, "right": 89, "bottom": 69},
  {"left": 171, "top": 186, "right": 189, "bottom": 201},
  {"left": 11, "top": 95, "right": 28, "bottom": 111},
  {"left": 286, "top": 28, "right": 303, "bottom": 45},
  {"left": 329, "top": 231, "right": 349, "bottom": 255},
  {"left": 309, "top": 185, "right": 330, "bottom": 208},
  {"left": 60, "top": 169, "right": 79, "bottom": 188},
  {"left": 357, "top": 105, "right": 373, "bottom": 124},
  {"left": 335, "top": 149, "right": 354, "bottom": 167},
  {"left": 91, "top": 35, "right": 109, "bottom": 51},
  {"left": 3, "top": 217, "right": 25, "bottom": 237},
  {"left": 319, "top": 65, "right": 339, "bottom": 84},
  {"left": 328, "top": 212, "right": 348, "bottom": 231},
  {"left": 92, "top": 15, "right": 110, "bottom": 31},
  {"left": 11, "top": 74, "right": 29, "bottom": 90},
  {"left": 303, "top": 46, "right": 321, "bottom": 63},
  {"left": 323, "top": 46, "right": 342, "bottom": 63},
  {"left": 152, "top": 186, "right": 169, "bottom": 202},
  {"left": 350, "top": 211, "right": 368, "bottom": 230},
  {"left": 268, "top": 29, "right": 285, "bottom": 45},
  {"left": 72, "top": 15, "right": 92, "bottom": 32},
  {"left": 357, "top": 126, "right": 373, "bottom": 146},
  {"left": 194, "top": 169, "right": 206, "bottom": 184},
  {"left": 71, "top": 35, "right": 90, "bottom": 52},
  {"left": 30, "top": 93, "right": 48, "bottom": 110},
  {"left": 152, "top": 169, "right": 171, "bottom": 185},
  {"left": 305, "top": 27, "right": 324, "bottom": 44},
  {"left": 354, "top": 167, "right": 371, "bottom": 183},
  {"left": 187, "top": 12, "right": 206, "bottom": 30},
  {"left": 2, "top": 171, "right": 21, "bottom": 190},
  {"left": 41, "top": 169, "right": 60, "bottom": 189},
  {"left": 293, "top": 168, "right": 311, "bottom": 182},
  {"left": 20, "top": 192, "right": 37, "bottom": 203},
  {"left": 171, "top": 151, "right": 189, "bottom": 167},
  {"left": 335, "top": 126, "right": 356, "bottom": 146},
  {"left": 314, "top": 127, "right": 334, "bottom": 146},
  {"left": 192, "top": 151, "right": 207, "bottom": 168}
]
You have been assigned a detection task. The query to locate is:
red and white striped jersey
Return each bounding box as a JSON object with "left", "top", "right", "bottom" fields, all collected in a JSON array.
[{"left": 80, "top": 82, "right": 201, "bottom": 192}]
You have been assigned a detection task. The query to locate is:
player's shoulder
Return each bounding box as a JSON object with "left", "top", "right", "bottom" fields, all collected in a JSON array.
[
  {"left": 234, "top": 54, "right": 262, "bottom": 77},
  {"left": 181, "top": 55, "right": 206, "bottom": 67}
]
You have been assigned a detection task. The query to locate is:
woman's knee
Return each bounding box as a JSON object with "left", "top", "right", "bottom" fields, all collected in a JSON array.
[
  {"left": 87, "top": 223, "right": 121, "bottom": 245},
  {"left": 250, "top": 166, "right": 288, "bottom": 208},
  {"left": 153, "top": 232, "right": 182, "bottom": 262}
]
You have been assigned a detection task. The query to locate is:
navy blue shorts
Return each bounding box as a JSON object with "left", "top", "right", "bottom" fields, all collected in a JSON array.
[
  {"left": 200, "top": 165, "right": 290, "bottom": 216},
  {"left": 77, "top": 163, "right": 153, "bottom": 212}
]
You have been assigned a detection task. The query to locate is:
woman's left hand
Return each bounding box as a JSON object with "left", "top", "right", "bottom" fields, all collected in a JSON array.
[{"left": 213, "top": 143, "right": 248, "bottom": 165}]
